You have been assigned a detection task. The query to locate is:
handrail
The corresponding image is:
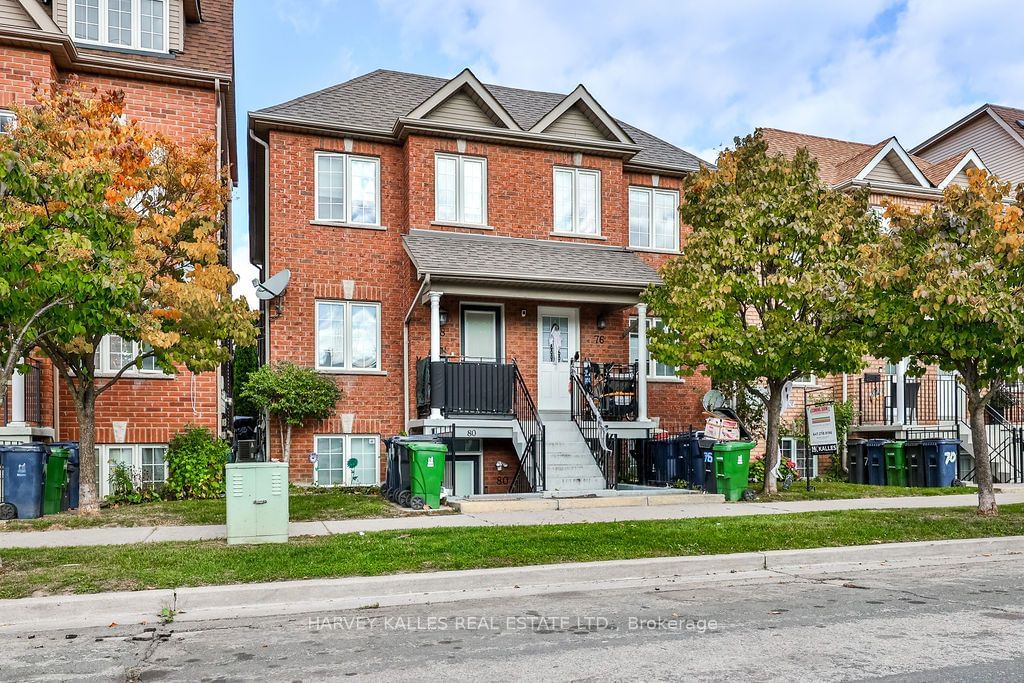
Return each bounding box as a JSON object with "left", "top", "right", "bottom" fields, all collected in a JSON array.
[
  {"left": 570, "top": 369, "right": 613, "bottom": 487},
  {"left": 509, "top": 360, "right": 545, "bottom": 493}
]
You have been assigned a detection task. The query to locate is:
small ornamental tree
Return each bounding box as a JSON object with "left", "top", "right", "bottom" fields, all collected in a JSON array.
[
  {"left": 857, "top": 170, "right": 1024, "bottom": 515},
  {"left": 241, "top": 362, "right": 341, "bottom": 462},
  {"left": 645, "top": 133, "right": 878, "bottom": 494}
]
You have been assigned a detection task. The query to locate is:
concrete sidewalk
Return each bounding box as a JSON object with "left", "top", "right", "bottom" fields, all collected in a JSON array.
[{"left": 2, "top": 490, "right": 1023, "bottom": 549}]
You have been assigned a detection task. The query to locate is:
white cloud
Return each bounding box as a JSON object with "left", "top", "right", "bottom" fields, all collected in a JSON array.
[{"left": 377, "top": 0, "right": 1024, "bottom": 154}]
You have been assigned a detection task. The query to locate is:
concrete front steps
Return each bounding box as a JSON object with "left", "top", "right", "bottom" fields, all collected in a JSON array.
[
  {"left": 542, "top": 420, "right": 611, "bottom": 492},
  {"left": 450, "top": 488, "right": 725, "bottom": 513}
]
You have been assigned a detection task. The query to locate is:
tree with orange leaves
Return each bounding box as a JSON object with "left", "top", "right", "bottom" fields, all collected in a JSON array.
[
  {"left": 857, "top": 170, "right": 1024, "bottom": 515},
  {"left": 0, "top": 81, "right": 255, "bottom": 513}
]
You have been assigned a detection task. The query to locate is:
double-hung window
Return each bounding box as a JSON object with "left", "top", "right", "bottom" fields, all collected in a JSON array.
[
  {"left": 313, "top": 435, "right": 380, "bottom": 486},
  {"left": 435, "top": 153, "right": 486, "bottom": 225},
  {"left": 315, "top": 301, "right": 381, "bottom": 371},
  {"left": 628, "top": 317, "right": 677, "bottom": 379},
  {"left": 553, "top": 167, "right": 600, "bottom": 235},
  {"left": 0, "top": 110, "right": 16, "bottom": 135},
  {"left": 94, "top": 335, "right": 162, "bottom": 375},
  {"left": 780, "top": 437, "right": 814, "bottom": 478},
  {"left": 96, "top": 444, "right": 167, "bottom": 497},
  {"left": 70, "top": 0, "right": 168, "bottom": 53},
  {"left": 315, "top": 152, "right": 380, "bottom": 226},
  {"left": 629, "top": 187, "right": 679, "bottom": 251}
]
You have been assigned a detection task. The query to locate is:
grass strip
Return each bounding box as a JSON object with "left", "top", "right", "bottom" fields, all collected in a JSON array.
[
  {"left": 747, "top": 480, "right": 972, "bottom": 501},
  {"left": 2, "top": 504, "right": 1022, "bottom": 600}
]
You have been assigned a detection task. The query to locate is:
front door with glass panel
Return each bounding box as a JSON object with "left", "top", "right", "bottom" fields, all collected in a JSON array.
[
  {"left": 461, "top": 306, "right": 502, "bottom": 361},
  {"left": 537, "top": 307, "right": 578, "bottom": 412}
]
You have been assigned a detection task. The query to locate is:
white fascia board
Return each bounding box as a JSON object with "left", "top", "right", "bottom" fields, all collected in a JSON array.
[
  {"left": 16, "top": 0, "right": 61, "bottom": 33},
  {"left": 938, "top": 149, "right": 987, "bottom": 189},
  {"left": 855, "top": 138, "right": 931, "bottom": 188},
  {"left": 529, "top": 84, "right": 634, "bottom": 144},
  {"left": 405, "top": 68, "right": 521, "bottom": 131}
]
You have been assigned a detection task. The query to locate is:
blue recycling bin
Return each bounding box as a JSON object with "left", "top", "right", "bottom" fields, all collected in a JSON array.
[
  {"left": 650, "top": 439, "right": 679, "bottom": 484},
  {"left": 865, "top": 439, "right": 888, "bottom": 486},
  {"left": 699, "top": 438, "right": 717, "bottom": 493},
  {"left": 51, "top": 441, "right": 80, "bottom": 509},
  {"left": 924, "top": 438, "right": 960, "bottom": 487},
  {"left": 0, "top": 443, "right": 48, "bottom": 519}
]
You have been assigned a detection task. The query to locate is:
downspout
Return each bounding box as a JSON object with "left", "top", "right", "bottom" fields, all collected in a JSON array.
[
  {"left": 248, "top": 129, "right": 271, "bottom": 366},
  {"left": 214, "top": 77, "right": 225, "bottom": 438},
  {"left": 404, "top": 274, "right": 431, "bottom": 431}
]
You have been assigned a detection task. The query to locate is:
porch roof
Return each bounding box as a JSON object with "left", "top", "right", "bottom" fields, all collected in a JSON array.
[{"left": 403, "top": 230, "right": 662, "bottom": 296}]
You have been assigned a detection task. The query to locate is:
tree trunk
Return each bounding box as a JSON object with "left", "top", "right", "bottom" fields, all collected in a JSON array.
[
  {"left": 968, "top": 392, "right": 998, "bottom": 516},
  {"left": 75, "top": 385, "right": 100, "bottom": 515},
  {"left": 283, "top": 423, "right": 292, "bottom": 463},
  {"left": 762, "top": 385, "right": 784, "bottom": 495}
]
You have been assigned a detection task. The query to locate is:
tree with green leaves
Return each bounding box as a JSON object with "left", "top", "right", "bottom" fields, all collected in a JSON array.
[
  {"left": 7, "top": 82, "right": 256, "bottom": 513},
  {"left": 857, "top": 170, "right": 1024, "bottom": 515},
  {"left": 241, "top": 362, "right": 341, "bottom": 462},
  {"left": 645, "top": 133, "right": 878, "bottom": 494}
]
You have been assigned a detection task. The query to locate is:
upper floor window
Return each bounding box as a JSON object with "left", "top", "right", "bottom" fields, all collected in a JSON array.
[
  {"left": 629, "top": 187, "right": 679, "bottom": 251},
  {"left": 628, "top": 317, "right": 677, "bottom": 379},
  {"left": 314, "top": 152, "right": 380, "bottom": 226},
  {"left": 553, "top": 167, "right": 600, "bottom": 236},
  {"left": 316, "top": 300, "right": 381, "bottom": 371},
  {"left": 0, "top": 110, "right": 16, "bottom": 135},
  {"left": 94, "top": 334, "right": 163, "bottom": 376},
  {"left": 70, "top": 0, "right": 168, "bottom": 53},
  {"left": 871, "top": 205, "right": 892, "bottom": 233},
  {"left": 435, "top": 153, "right": 486, "bottom": 226}
]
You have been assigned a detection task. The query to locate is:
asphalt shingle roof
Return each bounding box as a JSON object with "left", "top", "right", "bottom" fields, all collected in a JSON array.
[
  {"left": 402, "top": 230, "right": 661, "bottom": 289},
  {"left": 256, "top": 69, "right": 704, "bottom": 172}
]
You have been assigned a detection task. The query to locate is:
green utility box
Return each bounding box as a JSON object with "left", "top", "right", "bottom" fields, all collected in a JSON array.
[
  {"left": 713, "top": 441, "right": 755, "bottom": 502},
  {"left": 226, "top": 462, "right": 289, "bottom": 544},
  {"left": 407, "top": 442, "right": 447, "bottom": 510},
  {"left": 42, "top": 447, "right": 69, "bottom": 516},
  {"left": 884, "top": 441, "right": 908, "bottom": 487}
]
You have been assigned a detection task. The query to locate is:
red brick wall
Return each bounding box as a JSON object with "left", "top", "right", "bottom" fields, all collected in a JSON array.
[
  {"left": 0, "top": 45, "right": 224, "bottom": 448},
  {"left": 265, "top": 129, "right": 710, "bottom": 483}
]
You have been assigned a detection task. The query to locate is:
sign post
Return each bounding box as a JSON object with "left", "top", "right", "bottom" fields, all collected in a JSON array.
[{"left": 802, "top": 386, "right": 838, "bottom": 491}]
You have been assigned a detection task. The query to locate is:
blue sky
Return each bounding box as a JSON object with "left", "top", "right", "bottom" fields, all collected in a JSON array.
[{"left": 232, "top": 0, "right": 1024, "bottom": 303}]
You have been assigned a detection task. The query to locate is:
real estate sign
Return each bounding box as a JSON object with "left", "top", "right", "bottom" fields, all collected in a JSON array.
[{"left": 806, "top": 403, "right": 838, "bottom": 455}]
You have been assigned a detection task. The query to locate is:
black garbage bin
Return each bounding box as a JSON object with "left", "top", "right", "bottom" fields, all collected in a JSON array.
[
  {"left": 865, "top": 439, "right": 888, "bottom": 486},
  {"left": 650, "top": 438, "right": 678, "bottom": 484},
  {"left": 51, "top": 441, "right": 80, "bottom": 510},
  {"left": 0, "top": 443, "right": 49, "bottom": 519},
  {"left": 847, "top": 439, "right": 867, "bottom": 484},
  {"left": 698, "top": 437, "right": 717, "bottom": 493},
  {"left": 904, "top": 440, "right": 926, "bottom": 487},
  {"left": 677, "top": 433, "right": 704, "bottom": 490}
]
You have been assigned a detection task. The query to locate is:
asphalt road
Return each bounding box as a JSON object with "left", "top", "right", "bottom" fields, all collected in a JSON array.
[{"left": 2, "top": 556, "right": 1023, "bottom": 682}]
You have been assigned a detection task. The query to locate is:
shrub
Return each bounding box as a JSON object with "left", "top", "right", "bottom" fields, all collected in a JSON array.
[
  {"left": 106, "top": 461, "right": 160, "bottom": 505},
  {"left": 164, "top": 426, "right": 230, "bottom": 500}
]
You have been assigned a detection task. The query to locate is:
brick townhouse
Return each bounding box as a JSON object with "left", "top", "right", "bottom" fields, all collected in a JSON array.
[
  {"left": 0, "top": 0, "right": 236, "bottom": 495},
  {"left": 248, "top": 68, "right": 714, "bottom": 495},
  {"left": 759, "top": 126, "right": 1024, "bottom": 483}
]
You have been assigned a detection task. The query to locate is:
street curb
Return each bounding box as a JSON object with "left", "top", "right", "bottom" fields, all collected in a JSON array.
[{"left": 1, "top": 535, "right": 1022, "bottom": 634}]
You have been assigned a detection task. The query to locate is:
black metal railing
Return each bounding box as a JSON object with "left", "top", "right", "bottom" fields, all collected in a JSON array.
[
  {"left": 614, "top": 435, "right": 656, "bottom": 486},
  {"left": 508, "top": 363, "right": 545, "bottom": 493},
  {"left": 416, "top": 356, "right": 516, "bottom": 418},
  {"left": 570, "top": 370, "right": 614, "bottom": 488},
  {"left": 856, "top": 373, "right": 962, "bottom": 426},
  {"left": 1, "top": 359, "right": 43, "bottom": 427},
  {"left": 572, "top": 360, "right": 639, "bottom": 421}
]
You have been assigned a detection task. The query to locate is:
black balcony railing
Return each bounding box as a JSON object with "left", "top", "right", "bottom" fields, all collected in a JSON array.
[
  {"left": 856, "top": 373, "right": 962, "bottom": 426},
  {"left": 573, "top": 360, "right": 639, "bottom": 421},
  {"left": 2, "top": 360, "right": 43, "bottom": 427}
]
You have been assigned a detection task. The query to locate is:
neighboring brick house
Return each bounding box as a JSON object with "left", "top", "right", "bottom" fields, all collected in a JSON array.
[
  {"left": 248, "top": 68, "right": 713, "bottom": 494},
  {"left": 760, "top": 128, "right": 991, "bottom": 477},
  {"left": 0, "top": 0, "right": 236, "bottom": 495}
]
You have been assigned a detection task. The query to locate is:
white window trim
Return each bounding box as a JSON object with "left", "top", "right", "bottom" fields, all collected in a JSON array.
[
  {"left": 94, "top": 334, "right": 172, "bottom": 379},
  {"left": 68, "top": 0, "right": 170, "bottom": 54},
  {"left": 780, "top": 437, "right": 816, "bottom": 478},
  {"left": 629, "top": 186, "right": 680, "bottom": 252},
  {"left": 434, "top": 152, "right": 488, "bottom": 226},
  {"left": 0, "top": 110, "right": 16, "bottom": 135},
  {"left": 314, "top": 300, "right": 383, "bottom": 373},
  {"left": 313, "top": 151, "right": 382, "bottom": 226},
  {"left": 552, "top": 166, "right": 602, "bottom": 236},
  {"left": 792, "top": 375, "right": 817, "bottom": 387},
  {"left": 97, "top": 443, "right": 168, "bottom": 497},
  {"left": 313, "top": 434, "right": 381, "bottom": 487},
  {"left": 629, "top": 316, "right": 679, "bottom": 380}
]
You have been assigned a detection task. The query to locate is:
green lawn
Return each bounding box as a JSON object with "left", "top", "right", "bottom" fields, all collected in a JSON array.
[
  {"left": 0, "top": 487, "right": 401, "bottom": 532},
  {"left": 1, "top": 504, "right": 1021, "bottom": 599},
  {"left": 746, "top": 480, "right": 975, "bottom": 502}
]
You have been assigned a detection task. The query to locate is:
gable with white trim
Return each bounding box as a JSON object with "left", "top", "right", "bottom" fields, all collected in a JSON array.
[
  {"left": 916, "top": 110, "right": 1024, "bottom": 188},
  {"left": 530, "top": 84, "right": 633, "bottom": 144},
  {"left": 424, "top": 89, "right": 504, "bottom": 129}
]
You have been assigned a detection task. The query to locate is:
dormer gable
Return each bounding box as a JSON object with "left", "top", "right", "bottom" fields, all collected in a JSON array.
[
  {"left": 530, "top": 84, "right": 633, "bottom": 144},
  {"left": 407, "top": 68, "right": 520, "bottom": 131},
  {"left": 855, "top": 138, "right": 930, "bottom": 188}
]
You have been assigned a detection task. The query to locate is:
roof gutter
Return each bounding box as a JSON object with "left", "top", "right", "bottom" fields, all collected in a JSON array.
[
  {"left": 249, "top": 112, "right": 396, "bottom": 144},
  {"left": 248, "top": 128, "right": 271, "bottom": 365},
  {"left": 831, "top": 179, "right": 945, "bottom": 201}
]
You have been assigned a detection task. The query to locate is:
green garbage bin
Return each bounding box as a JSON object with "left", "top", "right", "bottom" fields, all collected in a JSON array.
[
  {"left": 884, "top": 441, "right": 908, "bottom": 487},
  {"left": 42, "top": 447, "right": 69, "bottom": 515},
  {"left": 407, "top": 442, "right": 447, "bottom": 510},
  {"left": 713, "top": 441, "right": 755, "bottom": 502}
]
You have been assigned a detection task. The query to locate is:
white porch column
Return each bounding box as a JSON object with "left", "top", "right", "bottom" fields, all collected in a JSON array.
[
  {"left": 894, "top": 358, "right": 908, "bottom": 425},
  {"left": 636, "top": 303, "right": 649, "bottom": 422},
  {"left": 9, "top": 363, "right": 27, "bottom": 427},
  {"left": 428, "top": 291, "right": 444, "bottom": 421}
]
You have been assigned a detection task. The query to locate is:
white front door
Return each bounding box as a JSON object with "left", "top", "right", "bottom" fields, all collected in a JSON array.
[{"left": 537, "top": 306, "right": 578, "bottom": 412}]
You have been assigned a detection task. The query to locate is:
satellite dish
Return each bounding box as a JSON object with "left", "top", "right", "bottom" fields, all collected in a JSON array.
[
  {"left": 253, "top": 269, "right": 291, "bottom": 301},
  {"left": 701, "top": 389, "right": 727, "bottom": 412}
]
